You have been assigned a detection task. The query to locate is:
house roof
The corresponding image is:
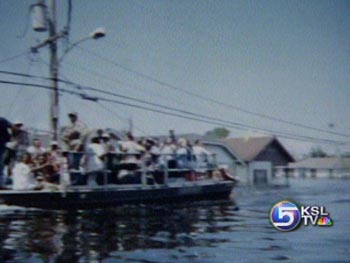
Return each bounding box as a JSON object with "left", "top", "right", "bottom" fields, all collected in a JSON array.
[
  {"left": 223, "top": 136, "right": 274, "bottom": 161},
  {"left": 202, "top": 140, "right": 246, "bottom": 165},
  {"left": 223, "top": 136, "right": 294, "bottom": 162},
  {"left": 289, "top": 157, "right": 350, "bottom": 169}
]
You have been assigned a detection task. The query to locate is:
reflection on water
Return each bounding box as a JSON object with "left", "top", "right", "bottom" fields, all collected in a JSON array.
[
  {"left": 0, "top": 200, "right": 240, "bottom": 263},
  {"left": 0, "top": 178, "right": 349, "bottom": 263}
]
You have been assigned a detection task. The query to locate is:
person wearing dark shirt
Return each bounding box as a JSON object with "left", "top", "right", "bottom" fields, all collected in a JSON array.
[{"left": 0, "top": 117, "right": 12, "bottom": 187}]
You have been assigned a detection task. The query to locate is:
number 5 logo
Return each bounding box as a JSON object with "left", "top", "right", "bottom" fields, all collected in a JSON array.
[
  {"left": 275, "top": 206, "right": 299, "bottom": 226},
  {"left": 270, "top": 201, "right": 301, "bottom": 231}
]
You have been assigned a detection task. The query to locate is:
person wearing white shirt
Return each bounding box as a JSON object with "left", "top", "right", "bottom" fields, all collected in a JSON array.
[
  {"left": 159, "top": 138, "right": 176, "bottom": 167},
  {"left": 84, "top": 137, "right": 104, "bottom": 173},
  {"left": 12, "top": 153, "right": 37, "bottom": 190},
  {"left": 62, "top": 112, "right": 88, "bottom": 151},
  {"left": 27, "top": 138, "right": 46, "bottom": 160},
  {"left": 192, "top": 140, "right": 211, "bottom": 169},
  {"left": 84, "top": 137, "right": 105, "bottom": 186},
  {"left": 121, "top": 133, "right": 145, "bottom": 163}
]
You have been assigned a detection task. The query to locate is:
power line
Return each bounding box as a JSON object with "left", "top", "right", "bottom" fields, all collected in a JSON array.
[
  {"left": 0, "top": 72, "right": 333, "bottom": 141},
  {"left": 0, "top": 51, "right": 28, "bottom": 64},
  {"left": 1, "top": 78, "right": 350, "bottom": 146},
  {"left": 61, "top": 59, "right": 181, "bottom": 106},
  {"left": 1, "top": 73, "right": 350, "bottom": 145},
  {"left": 76, "top": 45, "right": 350, "bottom": 139},
  {"left": 96, "top": 101, "right": 148, "bottom": 135},
  {"left": 2, "top": 69, "right": 350, "bottom": 141},
  {"left": 0, "top": 69, "right": 52, "bottom": 82}
]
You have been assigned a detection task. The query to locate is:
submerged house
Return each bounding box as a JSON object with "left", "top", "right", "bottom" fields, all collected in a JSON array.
[
  {"left": 154, "top": 133, "right": 247, "bottom": 182},
  {"left": 158, "top": 133, "right": 247, "bottom": 179},
  {"left": 222, "top": 136, "right": 295, "bottom": 185},
  {"left": 175, "top": 134, "right": 294, "bottom": 185},
  {"left": 202, "top": 140, "right": 247, "bottom": 181},
  {"left": 158, "top": 134, "right": 295, "bottom": 185},
  {"left": 289, "top": 157, "right": 350, "bottom": 178}
]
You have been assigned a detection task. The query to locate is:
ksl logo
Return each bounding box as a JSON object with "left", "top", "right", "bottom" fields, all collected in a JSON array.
[
  {"left": 269, "top": 200, "right": 333, "bottom": 232},
  {"left": 301, "top": 206, "right": 330, "bottom": 226}
]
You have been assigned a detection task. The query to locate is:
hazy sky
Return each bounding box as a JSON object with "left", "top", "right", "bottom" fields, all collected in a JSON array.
[{"left": 0, "top": 0, "right": 349, "bottom": 156}]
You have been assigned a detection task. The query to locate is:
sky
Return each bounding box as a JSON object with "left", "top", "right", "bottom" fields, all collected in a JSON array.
[{"left": 0, "top": 0, "right": 349, "bottom": 158}]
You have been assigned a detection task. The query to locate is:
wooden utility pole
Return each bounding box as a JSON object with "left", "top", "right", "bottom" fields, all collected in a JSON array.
[
  {"left": 31, "top": 1, "right": 105, "bottom": 140},
  {"left": 48, "top": 0, "right": 59, "bottom": 140}
]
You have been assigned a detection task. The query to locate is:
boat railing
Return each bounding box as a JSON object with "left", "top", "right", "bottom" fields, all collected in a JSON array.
[{"left": 64, "top": 151, "right": 219, "bottom": 188}]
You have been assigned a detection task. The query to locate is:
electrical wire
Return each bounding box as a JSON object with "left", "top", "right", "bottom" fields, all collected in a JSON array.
[
  {"left": 96, "top": 101, "right": 148, "bottom": 135},
  {"left": 0, "top": 51, "right": 29, "bottom": 64},
  {"left": 62, "top": 60, "right": 181, "bottom": 106},
  {"left": 76, "top": 45, "right": 350, "bottom": 139},
  {"left": 2, "top": 69, "right": 350, "bottom": 140},
  {"left": 1, "top": 78, "right": 350, "bottom": 146},
  {"left": 26, "top": 59, "right": 141, "bottom": 131}
]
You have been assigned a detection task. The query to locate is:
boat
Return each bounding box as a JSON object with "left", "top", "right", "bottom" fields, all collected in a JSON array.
[{"left": 0, "top": 152, "right": 237, "bottom": 209}]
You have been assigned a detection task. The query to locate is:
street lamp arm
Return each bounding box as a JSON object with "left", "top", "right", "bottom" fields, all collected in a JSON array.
[
  {"left": 58, "top": 28, "right": 106, "bottom": 64},
  {"left": 58, "top": 36, "right": 90, "bottom": 64}
]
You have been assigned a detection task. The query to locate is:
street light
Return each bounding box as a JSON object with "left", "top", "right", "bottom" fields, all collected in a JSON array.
[
  {"left": 90, "top": 27, "right": 106, "bottom": 39},
  {"left": 59, "top": 27, "right": 106, "bottom": 63}
]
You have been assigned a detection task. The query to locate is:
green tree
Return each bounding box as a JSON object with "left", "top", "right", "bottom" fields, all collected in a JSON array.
[
  {"left": 205, "top": 127, "right": 230, "bottom": 139},
  {"left": 309, "top": 146, "right": 328, "bottom": 157}
]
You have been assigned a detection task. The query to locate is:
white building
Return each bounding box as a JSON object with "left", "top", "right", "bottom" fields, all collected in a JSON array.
[{"left": 289, "top": 157, "right": 350, "bottom": 178}]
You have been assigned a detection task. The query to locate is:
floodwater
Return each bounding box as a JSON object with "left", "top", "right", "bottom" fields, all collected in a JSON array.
[{"left": 0, "top": 178, "right": 349, "bottom": 263}]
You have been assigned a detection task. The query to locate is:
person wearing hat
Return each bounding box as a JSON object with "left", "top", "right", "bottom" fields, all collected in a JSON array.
[{"left": 62, "top": 112, "right": 87, "bottom": 151}]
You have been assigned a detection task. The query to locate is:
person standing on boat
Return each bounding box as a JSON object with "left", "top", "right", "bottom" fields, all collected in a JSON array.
[
  {"left": 27, "top": 138, "right": 46, "bottom": 161},
  {"left": 176, "top": 138, "right": 192, "bottom": 169},
  {"left": 0, "top": 117, "right": 12, "bottom": 188},
  {"left": 4, "top": 121, "right": 29, "bottom": 178},
  {"left": 46, "top": 142, "right": 63, "bottom": 184},
  {"left": 62, "top": 112, "right": 88, "bottom": 151},
  {"left": 192, "top": 139, "right": 211, "bottom": 169},
  {"left": 10, "top": 121, "right": 30, "bottom": 160},
  {"left": 159, "top": 138, "right": 176, "bottom": 168},
  {"left": 83, "top": 136, "right": 105, "bottom": 186},
  {"left": 101, "top": 132, "right": 116, "bottom": 153},
  {"left": 121, "top": 132, "right": 145, "bottom": 163},
  {"left": 149, "top": 138, "right": 161, "bottom": 166}
]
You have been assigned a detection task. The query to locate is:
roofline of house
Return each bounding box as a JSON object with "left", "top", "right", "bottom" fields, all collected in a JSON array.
[
  {"left": 202, "top": 140, "right": 247, "bottom": 166},
  {"left": 253, "top": 136, "right": 295, "bottom": 163}
]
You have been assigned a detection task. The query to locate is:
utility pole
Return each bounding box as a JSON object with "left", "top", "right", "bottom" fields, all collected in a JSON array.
[
  {"left": 48, "top": 0, "right": 59, "bottom": 141},
  {"left": 31, "top": 0, "right": 105, "bottom": 141}
]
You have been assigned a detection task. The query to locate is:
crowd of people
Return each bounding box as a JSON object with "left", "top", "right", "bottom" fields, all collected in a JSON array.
[{"left": 0, "top": 113, "right": 215, "bottom": 191}]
